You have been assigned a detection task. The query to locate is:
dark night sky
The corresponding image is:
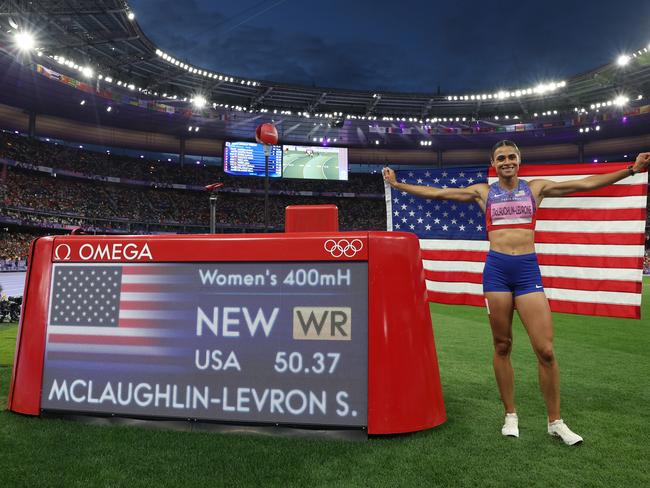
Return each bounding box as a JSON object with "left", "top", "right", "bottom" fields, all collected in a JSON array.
[{"left": 129, "top": 0, "right": 650, "bottom": 93}]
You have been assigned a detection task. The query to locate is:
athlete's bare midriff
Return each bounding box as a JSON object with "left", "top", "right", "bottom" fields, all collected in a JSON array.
[{"left": 488, "top": 228, "right": 536, "bottom": 255}]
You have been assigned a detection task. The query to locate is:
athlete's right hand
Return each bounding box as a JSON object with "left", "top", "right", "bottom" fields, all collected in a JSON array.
[{"left": 383, "top": 167, "right": 397, "bottom": 187}]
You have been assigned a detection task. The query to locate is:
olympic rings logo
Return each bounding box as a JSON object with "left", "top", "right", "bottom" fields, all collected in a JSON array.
[{"left": 323, "top": 239, "right": 363, "bottom": 258}]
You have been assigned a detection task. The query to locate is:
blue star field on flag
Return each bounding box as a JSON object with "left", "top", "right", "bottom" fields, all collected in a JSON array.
[{"left": 387, "top": 166, "right": 488, "bottom": 240}]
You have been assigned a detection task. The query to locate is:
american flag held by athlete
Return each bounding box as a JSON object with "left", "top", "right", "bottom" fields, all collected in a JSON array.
[{"left": 384, "top": 163, "right": 648, "bottom": 319}]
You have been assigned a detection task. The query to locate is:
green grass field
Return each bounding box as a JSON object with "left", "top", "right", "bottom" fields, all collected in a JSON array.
[
  {"left": 1, "top": 279, "right": 649, "bottom": 487},
  {"left": 283, "top": 150, "right": 340, "bottom": 179}
]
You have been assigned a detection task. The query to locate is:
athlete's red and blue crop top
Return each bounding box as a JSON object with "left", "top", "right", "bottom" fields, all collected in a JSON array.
[{"left": 485, "top": 179, "right": 537, "bottom": 232}]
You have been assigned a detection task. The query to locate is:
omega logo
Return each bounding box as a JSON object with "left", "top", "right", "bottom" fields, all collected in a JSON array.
[
  {"left": 54, "top": 244, "right": 72, "bottom": 261},
  {"left": 77, "top": 242, "right": 153, "bottom": 261}
]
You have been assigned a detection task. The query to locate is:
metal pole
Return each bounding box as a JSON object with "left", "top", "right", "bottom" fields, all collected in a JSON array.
[
  {"left": 578, "top": 142, "right": 584, "bottom": 163},
  {"left": 210, "top": 193, "right": 217, "bottom": 234},
  {"left": 28, "top": 111, "right": 36, "bottom": 139},
  {"left": 264, "top": 144, "right": 270, "bottom": 231},
  {"left": 179, "top": 136, "right": 186, "bottom": 167}
]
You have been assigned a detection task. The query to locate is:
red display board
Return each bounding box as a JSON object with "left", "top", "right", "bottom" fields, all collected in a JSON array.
[{"left": 9, "top": 231, "right": 446, "bottom": 434}]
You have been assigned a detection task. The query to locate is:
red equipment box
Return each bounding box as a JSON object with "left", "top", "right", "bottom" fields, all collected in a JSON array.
[
  {"left": 285, "top": 204, "right": 339, "bottom": 232},
  {"left": 9, "top": 230, "right": 446, "bottom": 434}
]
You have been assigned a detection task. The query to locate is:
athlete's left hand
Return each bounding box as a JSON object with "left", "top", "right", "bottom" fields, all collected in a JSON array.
[{"left": 633, "top": 152, "right": 650, "bottom": 173}]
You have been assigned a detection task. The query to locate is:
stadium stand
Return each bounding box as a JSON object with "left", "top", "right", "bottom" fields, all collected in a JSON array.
[{"left": 0, "top": 132, "right": 387, "bottom": 263}]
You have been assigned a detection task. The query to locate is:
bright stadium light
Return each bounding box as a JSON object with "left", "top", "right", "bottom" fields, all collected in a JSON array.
[
  {"left": 617, "top": 54, "right": 631, "bottom": 66},
  {"left": 614, "top": 95, "right": 629, "bottom": 106},
  {"left": 192, "top": 96, "right": 207, "bottom": 109},
  {"left": 81, "top": 66, "right": 93, "bottom": 78},
  {"left": 14, "top": 31, "right": 36, "bottom": 51},
  {"left": 127, "top": 11, "right": 135, "bottom": 20}
]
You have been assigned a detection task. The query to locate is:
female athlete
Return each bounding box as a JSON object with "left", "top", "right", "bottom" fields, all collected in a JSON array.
[{"left": 383, "top": 140, "right": 650, "bottom": 445}]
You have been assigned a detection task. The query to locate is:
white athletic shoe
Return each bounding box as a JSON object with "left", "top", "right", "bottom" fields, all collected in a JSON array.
[
  {"left": 548, "top": 419, "right": 583, "bottom": 445},
  {"left": 501, "top": 413, "right": 519, "bottom": 437}
]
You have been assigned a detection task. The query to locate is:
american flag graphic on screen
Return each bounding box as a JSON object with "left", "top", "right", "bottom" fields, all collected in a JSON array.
[
  {"left": 46, "top": 264, "right": 195, "bottom": 371},
  {"left": 385, "top": 163, "right": 648, "bottom": 319}
]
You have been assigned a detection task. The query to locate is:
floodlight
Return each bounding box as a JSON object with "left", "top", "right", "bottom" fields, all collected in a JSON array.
[
  {"left": 14, "top": 31, "right": 36, "bottom": 51},
  {"left": 193, "top": 96, "right": 207, "bottom": 109},
  {"left": 617, "top": 54, "right": 630, "bottom": 66},
  {"left": 613, "top": 95, "right": 629, "bottom": 106},
  {"left": 127, "top": 12, "right": 135, "bottom": 20},
  {"left": 81, "top": 66, "right": 93, "bottom": 78}
]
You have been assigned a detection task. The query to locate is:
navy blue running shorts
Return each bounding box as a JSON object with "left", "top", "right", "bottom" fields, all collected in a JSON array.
[{"left": 482, "top": 250, "right": 544, "bottom": 296}]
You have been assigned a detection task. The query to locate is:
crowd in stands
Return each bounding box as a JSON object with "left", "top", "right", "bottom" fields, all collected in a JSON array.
[
  {"left": 0, "top": 230, "right": 46, "bottom": 269},
  {"left": 0, "top": 132, "right": 384, "bottom": 194},
  {"left": 1, "top": 167, "right": 385, "bottom": 229},
  {"left": 0, "top": 231, "right": 37, "bottom": 261}
]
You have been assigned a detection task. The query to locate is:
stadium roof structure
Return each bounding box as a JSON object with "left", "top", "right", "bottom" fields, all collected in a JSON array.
[{"left": 2, "top": 0, "right": 650, "bottom": 150}]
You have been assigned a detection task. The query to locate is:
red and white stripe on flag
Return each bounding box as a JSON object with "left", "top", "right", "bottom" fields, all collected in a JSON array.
[{"left": 421, "top": 162, "right": 648, "bottom": 319}]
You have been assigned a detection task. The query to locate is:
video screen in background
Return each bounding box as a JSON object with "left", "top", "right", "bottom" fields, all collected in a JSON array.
[
  {"left": 281, "top": 145, "right": 348, "bottom": 181},
  {"left": 224, "top": 141, "right": 282, "bottom": 177}
]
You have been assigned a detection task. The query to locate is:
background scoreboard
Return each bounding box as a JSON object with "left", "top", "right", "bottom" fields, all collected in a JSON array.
[
  {"left": 282, "top": 145, "right": 348, "bottom": 181},
  {"left": 224, "top": 141, "right": 282, "bottom": 177}
]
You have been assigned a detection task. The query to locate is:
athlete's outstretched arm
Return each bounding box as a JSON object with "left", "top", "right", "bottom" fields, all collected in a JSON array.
[
  {"left": 533, "top": 152, "right": 650, "bottom": 198},
  {"left": 383, "top": 167, "right": 486, "bottom": 204}
]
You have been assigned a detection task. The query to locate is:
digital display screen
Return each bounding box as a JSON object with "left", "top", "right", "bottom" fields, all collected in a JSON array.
[
  {"left": 41, "top": 262, "right": 368, "bottom": 427},
  {"left": 282, "top": 145, "right": 349, "bottom": 181},
  {"left": 224, "top": 141, "right": 282, "bottom": 177}
]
